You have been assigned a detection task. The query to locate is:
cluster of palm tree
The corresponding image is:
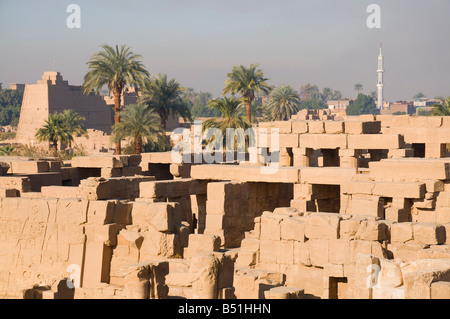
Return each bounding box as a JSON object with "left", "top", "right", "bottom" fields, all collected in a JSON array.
[
  {"left": 81, "top": 44, "right": 192, "bottom": 154},
  {"left": 35, "top": 109, "right": 87, "bottom": 153},
  {"left": 38, "top": 44, "right": 396, "bottom": 155}
]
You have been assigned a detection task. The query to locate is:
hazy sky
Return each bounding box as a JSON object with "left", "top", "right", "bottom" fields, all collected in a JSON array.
[{"left": 0, "top": 0, "right": 449, "bottom": 101}]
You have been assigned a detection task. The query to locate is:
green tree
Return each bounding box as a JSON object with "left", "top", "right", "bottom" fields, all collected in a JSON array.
[
  {"left": 139, "top": 74, "right": 192, "bottom": 129},
  {"left": 266, "top": 85, "right": 301, "bottom": 121},
  {"left": 203, "top": 97, "right": 251, "bottom": 149},
  {"left": 0, "top": 89, "right": 23, "bottom": 126},
  {"left": 223, "top": 64, "right": 271, "bottom": 123},
  {"left": 298, "top": 83, "right": 342, "bottom": 109},
  {"left": 300, "top": 83, "right": 321, "bottom": 101},
  {"left": 82, "top": 44, "right": 150, "bottom": 154},
  {"left": 321, "top": 87, "right": 342, "bottom": 103},
  {"left": 0, "top": 145, "right": 14, "bottom": 156},
  {"left": 60, "top": 109, "right": 88, "bottom": 147},
  {"left": 111, "top": 104, "right": 164, "bottom": 155},
  {"left": 346, "top": 93, "right": 376, "bottom": 116},
  {"left": 354, "top": 83, "right": 364, "bottom": 95},
  {"left": 413, "top": 92, "right": 426, "bottom": 99},
  {"left": 35, "top": 113, "right": 73, "bottom": 153},
  {"left": 431, "top": 97, "right": 450, "bottom": 116},
  {"left": 190, "top": 91, "right": 219, "bottom": 118}
]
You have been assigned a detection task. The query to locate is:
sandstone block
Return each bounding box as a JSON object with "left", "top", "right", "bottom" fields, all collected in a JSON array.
[
  {"left": 279, "top": 134, "right": 299, "bottom": 148},
  {"left": 280, "top": 217, "right": 306, "bottom": 242},
  {"left": 259, "top": 121, "right": 292, "bottom": 134},
  {"left": 117, "top": 229, "right": 144, "bottom": 249},
  {"left": 377, "top": 259, "right": 403, "bottom": 288},
  {"left": 349, "top": 197, "right": 384, "bottom": 218},
  {"left": 390, "top": 222, "right": 414, "bottom": 243},
  {"left": 339, "top": 216, "right": 367, "bottom": 239},
  {"left": 85, "top": 223, "right": 122, "bottom": 246},
  {"left": 324, "top": 121, "right": 344, "bottom": 134},
  {"left": 307, "top": 121, "right": 325, "bottom": 134},
  {"left": 71, "top": 155, "right": 128, "bottom": 168},
  {"left": 140, "top": 230, "right": 180, "bottom": 258},
  {"left": 436, "top": 192, "right": 450, "bottom": 207},
  {"left": 10, "top": 161, "right": 49, "bottom": 174},
  {"left": 291, "top": 121, "right": 308, "bottom": 134},
  {"left": 82, "top": 242, "right": 113, "bottom": 288},
  {"left": 259, "top": 240, "right": 278, "bottom": 264},
  {"left": 299, "top": 134, "right": 347, "bottom": 149},
  {"left": 341, "top": 181, "right": 374, "bottom": 195},
  {"left": 347, "top": 134, "right": 404, "bottom": 150},
  {"left": 305, "top": 213, "right": 341, "bottom": 240},
  {"left": 41, "top": 186, "right": 80, "bottom": 199},
  {"left": 431, "top": 281, "right": 450, "bottom": 299},
  {"left": 412, "top": 223, "right": 446, "bottom": 245},
  {"left": 260, "top": 212, "right": 284, "bottom": 241},
  {"left": 387, "top": 243, "right": 428, "bottom": 261},
  {"left": 87, "top": 200, "right": 115, "bottom": 225},
  {"left": 300, "top": 167, "right": 356, "bottom": 185},
  {"left": 355, "top": 220, "right": 389, "bottom": 241},
  {"left": 184, "top": 234, "right": 221, "bottom": 259},
  {"left": 308, "top": 239, "right": 329, "bottom": 267},
  {"left": 264, "top": 286, "right": 304, "bottom": 299},
  {"left": 370, "top": 159, "right": 450, "bottom": 181},
  {"left": 372, "top": 182, "right": 425, "bottom": 199},
  {"left": 344, "top": 121, "right": 381, "bottom": 134},
  {"left": 328, "top": 239, "right": 351, "bottom": 264},
  {"left": 426, "top": 180, "right": 445, "bottom": 193},
  {"left": 131, "top": 202, "right": 181, "bottom": 232},
  {"left": 293, "top": 241, "right": 311, "bottom": 266},
  {"left": 0, "top": 176, "right": 31, "bottom": 192}
]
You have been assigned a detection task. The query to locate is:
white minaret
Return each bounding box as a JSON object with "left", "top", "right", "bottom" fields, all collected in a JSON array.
[{"left": 377, "top": 44, "right": 384, "bottom": 109}]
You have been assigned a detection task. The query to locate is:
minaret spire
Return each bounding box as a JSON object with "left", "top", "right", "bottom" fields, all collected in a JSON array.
[{"left": 377, "top": 44, "right": 384, "bottom": 110}]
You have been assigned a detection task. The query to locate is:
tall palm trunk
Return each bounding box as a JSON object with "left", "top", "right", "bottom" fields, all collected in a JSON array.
[
  {"left": 133, "top": 135, "right": 143, "bottom": 155},
  {"left": 51, "top": 140, "right": 58, "bottom": 155},
  {"left": 246, "top": 101, "right": 252, "bottom": 123},
  {"left": 158, "top": 108, "right": 168, "bottom": 130},
  {"left": 113, "top": 88, "right": 123, "bottom": 154}
]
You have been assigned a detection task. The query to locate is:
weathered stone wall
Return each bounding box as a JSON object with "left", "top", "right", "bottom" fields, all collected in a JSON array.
[{"left": 16, "top": 72, "right": 114, "bottom": 145}]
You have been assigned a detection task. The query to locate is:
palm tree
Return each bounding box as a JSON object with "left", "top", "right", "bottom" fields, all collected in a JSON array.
[
  {"left": 111, "top": 104, "right": 164, "bottom": 155},
  {"left": 203, "top": 97, "right": 251, "bottom": 150},
  {"left": 354, "top": 83, "right": 364, "bottom": 95},
  {"left": 60, "top": 109, "right": 88, "bottom": 147},
  {"left": 82, "top": 44, "right": 150, "bottom": 154},
  {"left": 223, "top": 64, "right": 271, "bottom": 123},
  {"left": 431, "top": 97, "right": 450, "bottom": 116},
  {"left": 35, "top": 113, "right": 73, "bottom": 153},
  {"left": 0, "top": 145, "right": 14, "bottom": 156},
  {"left": 183, "top": 87, "right": 197, "bottom": 104},
  {"left": 266, "top": 85, "right": 301, "bottom": 121},
  {"left": 139, "top": 73, "right": 192, "bottom": 130}
]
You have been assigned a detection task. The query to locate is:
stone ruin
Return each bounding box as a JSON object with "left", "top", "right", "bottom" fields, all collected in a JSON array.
[
  {"left": 14, "top": 71, "right": 184, "bottom": 154},
  {"left": 1, "top": 112, "right": 450, "bottom": 299}
]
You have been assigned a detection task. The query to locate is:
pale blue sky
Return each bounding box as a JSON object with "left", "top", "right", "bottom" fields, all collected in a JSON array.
[{"left": 0, "top": 0, "right": 449, "bottom": 101}]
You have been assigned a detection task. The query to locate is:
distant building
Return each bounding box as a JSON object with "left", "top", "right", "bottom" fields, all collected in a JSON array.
[
  {"left": 390, "top": 101, "right": 415, "bottom": 115},
  {"left": 9, "top": 83, "right": 26, "bottom": 93},
  {"left": 0, "top": 83, "right": 2, "bottom": 91},
  {"left": 16, "top": 71, "right": 115, "bottom": 145},
  {"left": 327, "top": 100, "right": 353, "bottom": 117},
  {"left": 413, "top": 98, "right": 441, "bottom": 108},
  {"left": 15, "top": 71, "right": 180, "bottom": 148}
]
